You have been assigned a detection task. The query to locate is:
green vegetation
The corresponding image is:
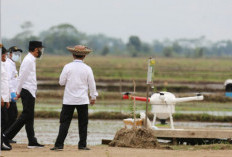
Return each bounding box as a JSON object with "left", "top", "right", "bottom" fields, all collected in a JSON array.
[
  {"left": 16, "top": 108, "right": 232, "bottom": 122},
  {"left": 12, "top": 55, "right": 232, "bottom": 122},
  {"left": 33, "top": 55, "right": 232, "bottom": 83}
]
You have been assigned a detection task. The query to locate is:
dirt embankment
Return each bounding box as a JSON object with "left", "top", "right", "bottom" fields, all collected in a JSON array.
[
  {"left": 37, "top": 79, "right": 225, "bottom": 93},
  {"left": 109, "top": 128, "right": 159, "bottom": 148}
]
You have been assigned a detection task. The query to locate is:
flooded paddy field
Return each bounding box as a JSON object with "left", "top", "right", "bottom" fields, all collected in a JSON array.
[
  {"left": 14, "top": 119, "right": 232, "bottom": 146},
  {"left": 16, "top": 99, "right": 232, "bottom": 117}
]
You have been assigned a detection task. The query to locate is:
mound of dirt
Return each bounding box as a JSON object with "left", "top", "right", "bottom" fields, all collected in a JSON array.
[{"left": 109, "top": 128, "right": 159, "bottom": 149}]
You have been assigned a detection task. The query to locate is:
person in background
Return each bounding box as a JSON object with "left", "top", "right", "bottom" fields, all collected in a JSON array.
[
  {"left": 3, "top": 41, "right": 45, "bottom": 149},
  {"left": 1, "top": 44, "right": 11, "bottom": 151},
  {"left": 5, "top": 46, "right": 23, "bottom": 144},
  {"left": 50, "top": 45, "right": 98, "bottom": 151}
]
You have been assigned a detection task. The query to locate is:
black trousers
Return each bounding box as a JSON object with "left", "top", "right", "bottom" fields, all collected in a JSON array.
[
  {"left": 4, "top": 89, "right": 37, "bottom": 144},
  {"left": 55, "top": 104, "right": 88, "bottom": 148},
  {"left": 7, "top": 102, "right": 18, "bottom": 130},
  {"left": 1, "top": 103, "right": 9, "bottom": 145}
]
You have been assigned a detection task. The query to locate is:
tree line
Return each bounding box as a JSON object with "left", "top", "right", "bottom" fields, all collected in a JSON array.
[{"left": 3, "top": 21, "right": 232, "bottom": 58}]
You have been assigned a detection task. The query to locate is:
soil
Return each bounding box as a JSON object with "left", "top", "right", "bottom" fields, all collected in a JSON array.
[
  {"left": 1, "top": 144, "right": 232, "bottom": 157},
  {"left": 109, "top": 128, "right": 159, "bottom": 148}
]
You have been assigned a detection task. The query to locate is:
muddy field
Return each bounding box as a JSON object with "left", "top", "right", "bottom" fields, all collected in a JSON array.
[
  {"left": 2, "top": 119, "right": 232, "bottom": 157},
  {"left": 9, "top": 119, "right": 232, "bottom": 146},
  {"left": 2, "top": 144, "right": 232, "bottom": 157}
]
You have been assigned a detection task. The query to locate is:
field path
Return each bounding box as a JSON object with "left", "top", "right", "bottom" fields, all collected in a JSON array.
[{"left": 1, "top": 144, "right": 232, "bottom": 157}]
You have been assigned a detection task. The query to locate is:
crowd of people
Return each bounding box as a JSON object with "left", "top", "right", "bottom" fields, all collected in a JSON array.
[{"left": 0, "top": 42, "right": 98, "bottom": 151}]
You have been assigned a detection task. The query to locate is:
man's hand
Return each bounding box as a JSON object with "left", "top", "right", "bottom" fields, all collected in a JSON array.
[
  {"left": 14, "top": 93, "right": 21, "bottom": 101},
  {"left": 1, "top": 97, "right": 4, "bottom": 107},
  {"left": 90, "top": 99, "right": 95, "bottom": 105},
  {"left": 6, "top": 102, "right": 10, "bottom": 109}
]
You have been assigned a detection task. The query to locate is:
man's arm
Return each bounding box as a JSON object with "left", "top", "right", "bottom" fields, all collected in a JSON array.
[
  {"left": 16, "top": 60, "right": 32, "bottom": 96},
  {"left": 1, "top": 97, "right": 10, "bottom": 108},
  {"left": 59, "top": 65, "right": 68, "bottom": 86},
  {"left": 88, "top": 68, "right": 98, "bottom": 104},
  {"left": 5, "top": 61, "right": 14, "bottom": 93},
  {"left": 1, "top": 97, "right": 4, "bottom": 107}
]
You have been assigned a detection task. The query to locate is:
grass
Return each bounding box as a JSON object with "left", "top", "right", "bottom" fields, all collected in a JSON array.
[
  {"left": 13, "top": 55, "right": 232, "bottom": 121},
  {"left": 15, "top": 109, "right": 232, "bottom": 122},
  {"left": 16, "top": 96, "right": 232, "bottom": 114},
  {"left": 23, "top": 55, "right": 232, "bottom": 83}
]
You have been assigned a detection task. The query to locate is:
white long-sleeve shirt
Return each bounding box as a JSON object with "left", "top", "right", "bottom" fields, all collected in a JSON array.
[
  {"left": 5, "top": 58, "right": 18, "bottom": 93},
  {"left": 16, "top": 53, "right": 37, "bottom": 98},
  {"left": 1, "top": 61, "right": 10, "bottom": 102},
  {"left": 59, "top": 59, "right": 98, "bottom": 105}
]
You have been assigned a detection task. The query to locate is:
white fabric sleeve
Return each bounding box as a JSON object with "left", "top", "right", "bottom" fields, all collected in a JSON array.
[
  {"left": 16, "top": 60, "right": 32, "bottom": 94},
  {"left": 6, "top": 62, "right": 12, "bottom": 93},
  {"left": 6, "top": 62, "right": 15, "bottom": 93},
  {"left": 88, "top": 68, "right": 98, "bottom": 100},
  {"left": 59, "top": 65, "right": 68, "bottom": 86}
]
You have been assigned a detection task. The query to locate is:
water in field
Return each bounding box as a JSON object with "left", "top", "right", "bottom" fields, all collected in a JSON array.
[{"left": 14, "top": 119, "right": 232, "bottom": 146}]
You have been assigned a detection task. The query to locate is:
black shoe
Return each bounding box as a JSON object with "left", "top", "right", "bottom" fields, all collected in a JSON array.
[
  {"left": 28, "top": 142, "right": 45, "bottom": 149},
  {"left": 1, "top": 144, "right": 12, "bottom": 151},
  {"left": 9, "top": 139, "right": 17, "bottom": 144},
  {"left": 50, "top": 146, "right": 63, "bottom": 151},
  {"left": 3, "top": 134, "right": 12, "bottom": 149},
  {"left": 78, "top": 147, "right": 90, "bottom": 150}
]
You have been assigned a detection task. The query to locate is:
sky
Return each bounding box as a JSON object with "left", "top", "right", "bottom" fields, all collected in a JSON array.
[{"left": 1, "top": 0, "right": 232, "bottom": 43}]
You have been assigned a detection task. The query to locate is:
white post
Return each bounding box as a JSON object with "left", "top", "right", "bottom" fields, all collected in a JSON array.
[
  {"left": 170, "top": 113, "right": 174, "bottom": 129},
  {"left": 145, "top": 58, "right": 155, "bottom": 128},
  {"left": 152, "top": 113, "right": 156, "bottom": 126},
  {"left": 145, "top": 84, "right": 149, "bottom": 128}
]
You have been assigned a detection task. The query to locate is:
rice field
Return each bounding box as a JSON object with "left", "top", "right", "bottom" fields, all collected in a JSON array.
[{"left": 33, "top": 55, "right": 232, "bottom": 82}]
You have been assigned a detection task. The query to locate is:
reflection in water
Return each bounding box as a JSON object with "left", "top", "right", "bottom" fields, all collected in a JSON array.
[{"left": 16, "top": 119, "right": 123, "bottom": 145}]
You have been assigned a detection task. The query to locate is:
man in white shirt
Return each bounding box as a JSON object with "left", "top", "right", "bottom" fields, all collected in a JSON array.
[
  {"left": 51, "top": 45, "right": 98, "bottom": 151},
  {"left": 3, "top": 41, "right": 45, "bottom": 149},
  {"left": 1, "top": 45, "right": 11, "bottom": 151},
  {"left": 5, "top": 46, "right": 23, "bottom": 144}
]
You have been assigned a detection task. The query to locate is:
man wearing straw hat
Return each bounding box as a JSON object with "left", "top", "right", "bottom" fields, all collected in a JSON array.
[{"left": 51, "top": 45, "right": 98, "bottom": 151}]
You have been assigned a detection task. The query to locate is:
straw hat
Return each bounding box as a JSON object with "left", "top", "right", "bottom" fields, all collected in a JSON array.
[{"left": 66, "top": 45, "right": 93, "bottom": 56}]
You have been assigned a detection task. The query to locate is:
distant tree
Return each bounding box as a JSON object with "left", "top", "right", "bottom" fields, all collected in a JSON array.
[
  {"left": 152, "top": 40, "right": 164, "bottom": 55},
  {"left": 172, "top": 42, "right": 182, "bottom": 54},
  {"left": 141, "top": 43, "right": 151, "bottom": 54},
  {"left": 127, "top": 36, "right": 141, "bottom": 51},
  {"left": 127, "top": 36, "right": 142, "bottom": 57},
  {"left": 101, "top": 46, "right": 110, "bottom": 56},
  {"left": 163, "top": 47, "right": 174, "bottom": 57},
  {"left": 3, "top": 21, "right": 232, "bottom": 57},
  {"left": 127, "top": 44, "right": 138, "bottom": 57},
  {"left": 3, "top": 21, "right": 38, "bottom": 51},
  {"left": 15, "top": 21, "right": 34, "bottom": 39},
  {"left": 194, "top": 47, "right": 204, "bottom": 58},
  {"left": 41, "top": 23, "right": 82, "bottom": 54}
]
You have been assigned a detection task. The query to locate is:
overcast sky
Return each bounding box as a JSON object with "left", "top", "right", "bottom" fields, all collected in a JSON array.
[{"left": 1, "top": 0, "right": 232, "bottom": 43}]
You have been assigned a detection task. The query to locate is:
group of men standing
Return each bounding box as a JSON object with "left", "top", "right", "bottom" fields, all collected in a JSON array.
[{"left": 1, "top": 41, "right": 98, "bottom": 151}]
